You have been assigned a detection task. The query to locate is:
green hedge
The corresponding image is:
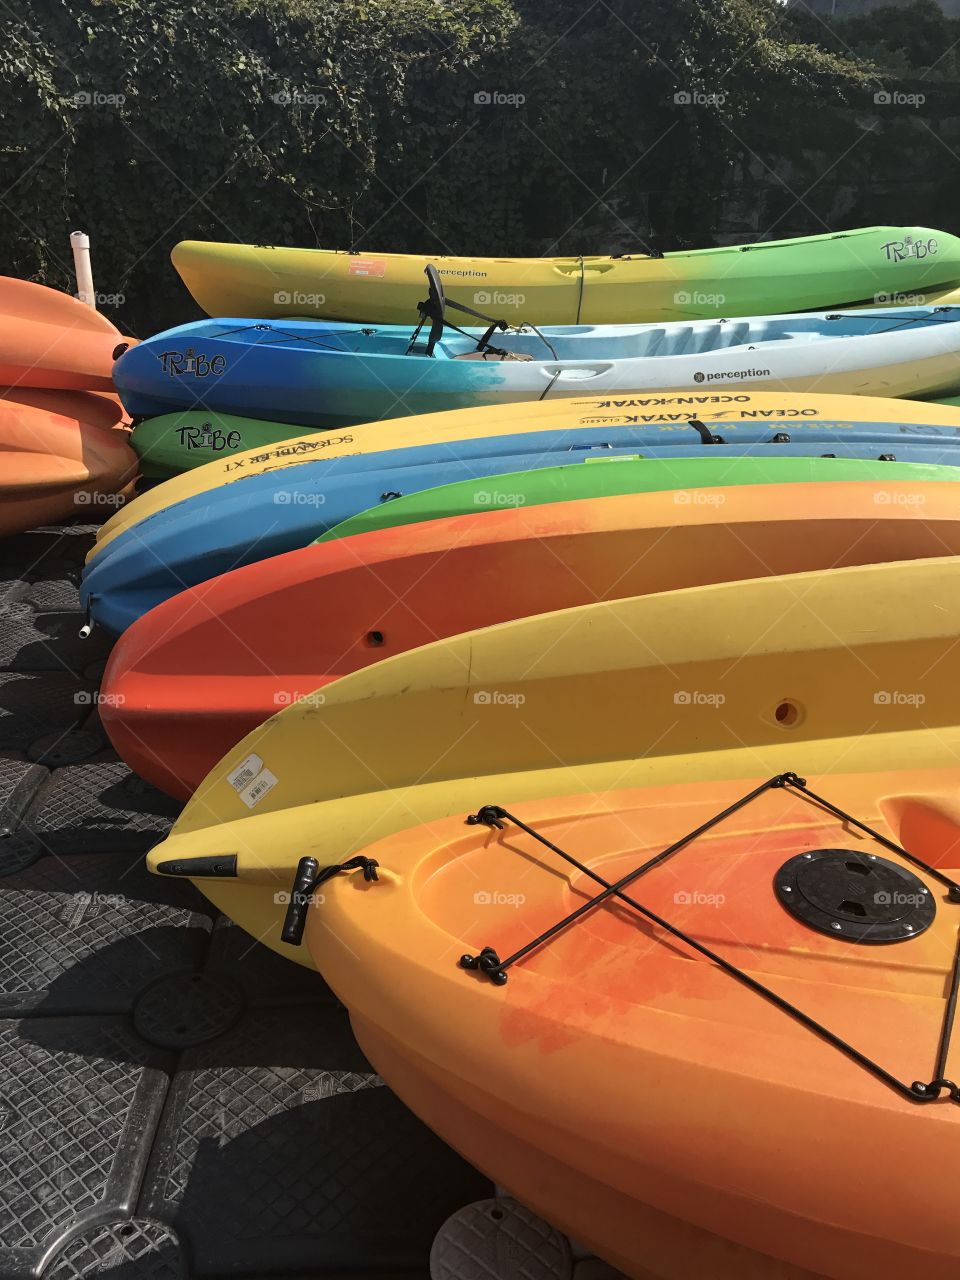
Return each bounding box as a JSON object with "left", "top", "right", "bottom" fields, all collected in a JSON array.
[{"left": 5, "top": 0, "right": 954, "bottom": 333}]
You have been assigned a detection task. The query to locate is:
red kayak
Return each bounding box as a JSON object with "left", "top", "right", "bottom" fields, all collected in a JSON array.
[{"left": 101, "top": 479, "right": 960, "bottom": 798}]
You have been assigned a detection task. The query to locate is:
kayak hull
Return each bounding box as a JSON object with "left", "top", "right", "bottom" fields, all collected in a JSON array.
[
  {"left": 114, "top": 309, "right": 960, "bottom": 427},
  {"left": 130, "top": 411, "right": 287, "bottom": 478},
  {"left": 104, "top": 480, "right": 960, "bottom": 797},
  {"left": 145, "top": 557, "right": 960, "bottom": 967},
  {"left": 305, "top": 768, "right": 960, "bottom": 1280},
  {"left": 2, "top": 386, "right": 128, "bottom": 431},
  {"left": 0, "top": 276, "right": 126, "bottom": 390},
  {"left": 320, "top": 452, "right": 960, "bottom": 542},
  {"left": 354, "top": 1019, "right": 823, "bottom": 1280},
  {"left": 171, "top": 228, "right": 960, "bottom": 324},
  {"left": 79, "top": 431, "right": 960, "bottom": 634},
  {"left": 0, "top": 395, "right": 138, "bottom": 536},
  {"left": 88, "top": 391, "right": 960, "bottom": 560}
]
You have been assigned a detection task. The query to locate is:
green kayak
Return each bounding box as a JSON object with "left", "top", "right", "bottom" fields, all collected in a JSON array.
[
  {"left": 131, "top": 412, "right": 307, "bottom": 479},
  {"left": 319, "top": 453, "right": 960, "bottom": 542},
  {"left": 173, "top": 227, "right": 960, "bottom": 324}
]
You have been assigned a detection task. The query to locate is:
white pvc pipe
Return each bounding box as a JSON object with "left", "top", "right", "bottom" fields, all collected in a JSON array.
[{"left": 71, "top": 230, "right": 96, "bottom": 308}]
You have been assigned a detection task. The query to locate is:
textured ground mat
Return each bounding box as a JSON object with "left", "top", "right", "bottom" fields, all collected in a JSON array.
[{"left": 0, "top": 523, "right": 491, "bottom": 1280}]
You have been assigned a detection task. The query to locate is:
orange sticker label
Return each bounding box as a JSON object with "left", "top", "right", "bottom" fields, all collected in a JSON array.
[{"left": 349, "top": 259, "right": 386, "bottom": 278}]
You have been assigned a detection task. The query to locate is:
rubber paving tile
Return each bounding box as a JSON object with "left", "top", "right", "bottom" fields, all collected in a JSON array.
[
  {"left": 0, "top": 753, "right": 47, "bottom": 831},
  {"left": 141, "top": 1006, "right": 490, "bottom": 1276},
  {"left": 0, "top": 573, "right": 30, "bottom": 610},
  {"left": 0, "top": 671, "right": 89, "bottom": 751},
  {"left": 0, "top": 605, "right": 71, "bottom": 672},
  {"left": 0, "top": 521, "right": 494, "bottom": 1280},
  {"left": 205, "top": 916, "right": 338, "bottom": 1008},
  {"left": 22, "top": 754, "right": 183, "bottom": 854},
  {"left": 0, "top": 1015, "right": 171, "bottom": 1279},
  {"left": 22, "top": 574, "right": 81, "bottom": 613},
  {"left": 42, "top": 1218, "right": 187, "bottom": 1279},
  {"left": 0, "top": 851, "right": 212, "bottom": 1015},
  {"left": 0, "top": 608, "right": 113, "bottom": 674},
  {"left": 0, "top": 525, "right": 100, "bottom": 570}
]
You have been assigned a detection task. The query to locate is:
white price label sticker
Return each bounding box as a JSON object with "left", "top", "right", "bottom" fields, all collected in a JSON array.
[
  {"left": 228, "top": 753, "right": 263, "bottom": 793},
  {"left": 239, "top": 768, "right": 279, "bottom": 810}
]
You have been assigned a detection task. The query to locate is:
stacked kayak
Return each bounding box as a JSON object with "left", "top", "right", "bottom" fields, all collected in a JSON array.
[
  {"left": 305, "top": 768, "right": 960, "bottom": 1279},
  {"left": 172, "top": 226, "right": 960, "bottom": 323},
  {"left": 85, "top": 389, "right": 960, "bottom": 553},
  {"left": 133, "top": 548, "right": 960, "bottom": 1278},
  {"left": 145, "top": 554, "right": 960, "bottom": 963},
  {"left": 315, "top": 450, "right": 960, "bottom": 539},
  {"left": 0, "top": 391, "right": 137, "bottom": 535},
  {"left": 0, "top": 279, "right": 137, "bottom": 535},
  {"left": 80, "top": 391, "right": 960, "bottom": 633},
  {"left": 2, "top": 385, "right": 127, "bottom": 432},
  {"left": 0, "top": 275, "right": 129, "bottom": 390},
  {"left": 116, "top": 307, "right": 960, "bottom": 434},
  {"left": 131, "top": 410, "right": 310, "bottom": 480},
  {"left": 125, "top": 387, "right": 960, "bottom": 480},
  {"left": 102, "top": 474, "right": 960, "bottom": 798},
  {"left": 16, "top": 225, "right": 960, "bottom": 1280}
]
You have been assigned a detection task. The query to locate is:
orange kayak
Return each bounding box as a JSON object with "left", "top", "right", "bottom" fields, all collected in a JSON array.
[
  {"left": 0, "top": 276, "right": 128, "bottom": 390},
  {"left": 3, "top": 386, "right": 129, "bottom": 431},
  {"left": 103, "top": 478, "right": 960, "bottom": 798},
  {"left": 0, "top": 394, "right": 138, "bottom": 535},
  {"left": 306, "top": 766, "right": 960, "bottom": 1280}
]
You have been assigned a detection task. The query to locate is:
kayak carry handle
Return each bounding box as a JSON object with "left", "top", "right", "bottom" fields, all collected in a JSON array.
[
  {"left": 687, "top": 417, "right": 725, "bottom": 445},
  {"left": 280, "top": 853, "right": 380, "bottom": 946},
  {"left": 540, "top": 364, "right": 614, "bottom": 380},
  {"left": 281, "top": 856, "right": 320, "bottom": 945}
]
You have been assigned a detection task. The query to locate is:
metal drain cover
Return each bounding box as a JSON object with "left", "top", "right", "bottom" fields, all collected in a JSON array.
[{"left": 775, "top": 848, "right": 935, "bottom": 943}]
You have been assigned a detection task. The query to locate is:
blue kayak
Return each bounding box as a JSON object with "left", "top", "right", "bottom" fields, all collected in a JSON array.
[
  {"left": 90, "top": 411, "right": 960, "bottom": 557},
  {"left": 82, "top": 434, "right": 960, "bottom": 635},
  {"left": 112, "top": 307, "right": 960, "bottom": 427}
]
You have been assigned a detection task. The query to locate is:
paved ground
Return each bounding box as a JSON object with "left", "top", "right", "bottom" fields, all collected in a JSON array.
[{"left": 0, "top": 521, "right": 491, "bottom": 1279}]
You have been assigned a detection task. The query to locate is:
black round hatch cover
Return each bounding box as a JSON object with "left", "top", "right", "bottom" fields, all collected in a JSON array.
[{"left": 775, "top": 848, "right": 935, "bottom": 943}]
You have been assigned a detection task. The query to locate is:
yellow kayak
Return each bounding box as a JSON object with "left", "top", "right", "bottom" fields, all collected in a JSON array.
[
  {"left": 147, "top": 556, "right": 960, "bottom": 967},
  {"left": 171, "top": 226, "right": 960, "bottom": 324},
  {"left": 88, "top": 389, "right": 960, "bottom": 560}
]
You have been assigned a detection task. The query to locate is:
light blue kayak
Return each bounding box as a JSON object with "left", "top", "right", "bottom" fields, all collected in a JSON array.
[
  {"left": 112, "top": 305, "right": 960, "bottom": 427},
  {"left": 90, "top": 411, "right": 960, "bottom": 561},
  {"left": 81, "top": 432, "right": 960, "bottom": 635}
]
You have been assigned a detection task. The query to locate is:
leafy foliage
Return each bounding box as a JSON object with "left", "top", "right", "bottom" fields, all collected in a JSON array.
[{"left": 1, "top": 0, "right": 952, "bottom": 333}]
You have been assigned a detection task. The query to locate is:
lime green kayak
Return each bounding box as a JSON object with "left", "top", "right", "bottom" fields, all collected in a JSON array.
[
  {"left": 319, "top": 454, "right": 960, "bottom": 542},
  {"left": 131, "top": 412, "right": 310, "bottom": 478},
  {"left": 173, "top": 227, "right": 960, "bottom": 324}
]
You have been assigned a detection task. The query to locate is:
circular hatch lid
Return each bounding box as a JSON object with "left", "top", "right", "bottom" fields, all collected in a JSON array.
[{"left": 775, "top": 848, "right": 935, "bottom": 943}]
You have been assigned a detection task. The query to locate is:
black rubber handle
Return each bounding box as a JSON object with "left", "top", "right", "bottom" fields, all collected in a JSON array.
[{"left": 281, "top": 856, "right": 320, "bottom": 945}]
